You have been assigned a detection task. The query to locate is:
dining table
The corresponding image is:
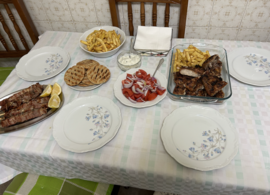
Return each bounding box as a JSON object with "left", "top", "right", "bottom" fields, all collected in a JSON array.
[{"left": 0, "top": 31, "right": 270, "bottom": 195}]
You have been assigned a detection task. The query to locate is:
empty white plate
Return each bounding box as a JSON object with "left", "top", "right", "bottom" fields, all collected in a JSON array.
[
  {"left": 161, "top": 105, "right": 238, "bottom": 171},
  {"left": 16, "top": 46, "right": 70, "bottom": 81},
  {"left": 53, "top": 96, "right": 121, "bottom": 153},
  {"left": 228, "top": 47, "right": 270, "bottom": 86}
]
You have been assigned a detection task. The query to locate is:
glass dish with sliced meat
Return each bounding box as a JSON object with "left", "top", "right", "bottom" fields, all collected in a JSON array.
[
  {"left": 0, "top": 83, "right": 64, "bottom": 133},
  {"left": 167, "top": 43, "right": 232, "bottom": 103}
]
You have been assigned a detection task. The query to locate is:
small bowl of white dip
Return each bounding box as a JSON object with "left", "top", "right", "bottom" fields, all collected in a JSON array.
[{"left": 117, "top": 51, "right": 141, "bottom": 71}]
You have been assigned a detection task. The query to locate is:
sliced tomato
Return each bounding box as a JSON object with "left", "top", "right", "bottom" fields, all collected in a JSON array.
[
  {"left": 141, "top": 75, "right": 146, "bottom": 80},
  {"left": 144, "top": 74, "right": 151, "bottom": 81},
  {"left": 148, "top": 92, "right": 158, "bottom": 101},
  {"left": 134, "top": 93, "right": 142, "bottom": 99},
  {"left": 145, "top": 81, "right": 152, "bottom": 86},
  {"left": 133, "top": 83, "right": 141, "bottom": 90},
  {"left": 149, "top": 77, "right": 157, "bottom": 84},
  {"left": 141, "top": 93, "right": 146, "bottom": 99},
  {"left": 122, "top": 70, "right": 165, "bottom": 102},
  {"left": 122, "top": 79, "right": 131, "bottom": 87},
  {"left": 136, "top": 71, "right": 143, "bottom": 78},
  {"left": 126, "top": 73, "right": 133, "bottom": 78},
  {"left": 144, "top": 90, "right": 150, "bottom": 101},
  {"left": 151, "top": 86, "right": 157, "bottom": 92},
  {"left": 139, "top": 69, "right": 147, "bottom": 76},
  {"left": 156, "top": 89, "right": 166, "bottom": 96},
  {"left": 122, "top": 88, "right": 133, "bottom": 97},
  {"left": 122, "top": 81, "right": 130, "bottom": 87},
  {"left": 130, "top": 95, "right": 135, "bottom": 100},
  {"left": 123, "top": 92, "right": 129, "bottom": 98}
]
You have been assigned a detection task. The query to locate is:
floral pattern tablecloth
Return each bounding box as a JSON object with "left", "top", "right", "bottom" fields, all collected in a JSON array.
[{"left": 1, "top": 31, "right": 270, "bottom": 195}]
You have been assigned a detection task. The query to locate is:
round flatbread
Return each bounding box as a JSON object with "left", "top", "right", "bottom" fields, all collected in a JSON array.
[
  {"left": 64, "top": 66, "right": 85, "bottom": 86},
  {"left": 78, "top": 73, "right": 96, "bottom": 87},
  {"left": 87, "top": 64, "right": 110, "bottom": 84},
  {"left": 76, "top": 59, "right": 99, "bottom": 70}
]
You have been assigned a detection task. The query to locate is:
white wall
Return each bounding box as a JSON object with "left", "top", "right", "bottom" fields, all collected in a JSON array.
[{"left": 0, "top": 0, "right": 270, "bottom": 52}]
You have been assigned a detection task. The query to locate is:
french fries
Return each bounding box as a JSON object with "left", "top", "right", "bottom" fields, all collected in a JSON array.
[
  {"left": 173, "top": 45, "right": 211, "bottom": 72},
  {"left": 80, "top": 29, "right": 121, "bottom": 53}
]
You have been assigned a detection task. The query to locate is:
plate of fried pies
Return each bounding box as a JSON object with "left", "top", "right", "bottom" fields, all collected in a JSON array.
[{"left": 64, "top": 59, "right": 111, "bottom": 91}]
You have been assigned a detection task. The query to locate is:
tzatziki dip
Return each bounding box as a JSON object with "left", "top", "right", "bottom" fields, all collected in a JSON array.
[{"left": 118, "top": 53, "right": 140, "bottom": 66}]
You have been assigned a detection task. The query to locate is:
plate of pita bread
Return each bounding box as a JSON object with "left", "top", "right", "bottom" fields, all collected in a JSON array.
[{"left": 64, "top": 59, "right": 111, "bottom": 91}]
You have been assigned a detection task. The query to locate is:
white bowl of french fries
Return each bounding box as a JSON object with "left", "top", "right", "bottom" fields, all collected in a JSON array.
[{"left": 79, "top": 26, "right": 126, "bottom": 58}]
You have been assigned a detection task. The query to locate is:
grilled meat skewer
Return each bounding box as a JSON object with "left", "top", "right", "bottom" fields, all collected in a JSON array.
[
  {"left": 4, "top": 97, "right": 49, "bottom": 118},
  {"left": 1, "top": 108, "right": 48, "bottom": 128},
  {"left": 0, "top": 83, "right": 43, "bottom": 112}
]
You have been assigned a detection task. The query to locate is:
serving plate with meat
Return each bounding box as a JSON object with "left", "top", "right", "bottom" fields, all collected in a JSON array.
[
  {"left": 167, "top": 43, "right": 232, "bottom": 103},
  {"left": 0, "top": 83, "right": 64, "bottom": 133}
]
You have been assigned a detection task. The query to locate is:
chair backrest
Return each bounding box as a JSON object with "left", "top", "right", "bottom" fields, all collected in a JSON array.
[
  {"left": 109, "top": 0, "right": 188, "bottom": 38},
  {"left": 0, "top": 0, "right": 38, "bottom": 58}
]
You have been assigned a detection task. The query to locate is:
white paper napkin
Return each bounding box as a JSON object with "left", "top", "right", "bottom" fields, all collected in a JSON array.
[{"left": 134, "top": 26, "right": 172, "bottom": 51}]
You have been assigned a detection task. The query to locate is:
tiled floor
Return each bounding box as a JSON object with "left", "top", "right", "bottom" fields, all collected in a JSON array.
[{"left": 0, "top": 179, "right": 154, "bottom": 195}]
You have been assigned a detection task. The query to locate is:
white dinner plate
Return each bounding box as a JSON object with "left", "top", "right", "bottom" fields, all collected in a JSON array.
[
  {"left": 114, "top": 68, "right": 167, "bottom": 108},
  {"left": 66, "top": 64, "right": 102, "bottom": 91},
  {"left": 16, "top": 46, "right": 70, "bottom": 81},
  {"left": 228, "top": 47, "right": 270, "bottom": 86},
  {"left": 161, "top": 105, "right": 238, "bottom": 171},
  {"left": 53, "top": 96, "right": 121, "bottom": 153}
]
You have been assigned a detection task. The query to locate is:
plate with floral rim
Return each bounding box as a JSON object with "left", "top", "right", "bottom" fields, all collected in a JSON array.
[
  {"left": 16, "top": 46, "right": 70, "bottom": 81},
  {"left": 113, "top": 67, "right": 167, "bottom": 108},
  {"left": 228, "top": 47, "right": 270, "bottom": 86},
  {"left": 160, "top": 105, "right": 238, "bottom": 171},
  {"left": 53, "top": 96, "right": 121, "bottom": 153}
]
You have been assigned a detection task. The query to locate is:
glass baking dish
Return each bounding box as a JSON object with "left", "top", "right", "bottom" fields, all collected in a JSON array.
[{"left": 167, "top": 43, "right": 232, "bottom": 104}]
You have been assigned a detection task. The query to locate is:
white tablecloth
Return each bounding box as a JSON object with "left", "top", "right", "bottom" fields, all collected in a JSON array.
[
  {"left": 1, "top": 31, "right": 270, "bottom": 195},
  {"left": 0, "top": 163, "right": 20, "bottom": 184}
]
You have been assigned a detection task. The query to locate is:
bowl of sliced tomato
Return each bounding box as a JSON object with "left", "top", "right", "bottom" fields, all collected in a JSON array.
[{"left": 114, "top": 68, "right": 167, "bottom": 108}]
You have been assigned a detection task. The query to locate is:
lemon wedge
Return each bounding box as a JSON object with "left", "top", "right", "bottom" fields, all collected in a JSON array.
[
  {"left": 40, "top": 85, "right": 52, "bottom": 97},
  {"left": 51, "top": 83, "right": 62, "bottom": 96},
  {"left": 48, "top": 94, "right": 61, "bottom": 108}
]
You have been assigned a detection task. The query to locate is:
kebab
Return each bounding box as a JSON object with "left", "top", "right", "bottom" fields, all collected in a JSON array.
[
  {"left": 1, "top": 108, "right": 48, "bottom": 128},
  {"left": 0, "top": 83, "right": 61, "bottom": 128},
  {"left": 0, "top": 83, "right": 43, "bottom": 112},
  {"left": 4, "top": 97, "right": 49, "bottom": 118}
]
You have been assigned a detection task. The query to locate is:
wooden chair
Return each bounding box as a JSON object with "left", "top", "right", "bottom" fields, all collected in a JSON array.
[
  {"left": 109, "top": 0, "right": 188, "bottom": 38},
  {"left": 0, "top": 0, "right": 38, "bottom": 58}
]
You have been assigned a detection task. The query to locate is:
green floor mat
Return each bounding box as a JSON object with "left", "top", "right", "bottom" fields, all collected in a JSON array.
[
  {"left": 0, "top": 67, "right": 15, "bottom": 86},
  {"left": 4, "top": 173, "right": 114, "bottom": 195}
]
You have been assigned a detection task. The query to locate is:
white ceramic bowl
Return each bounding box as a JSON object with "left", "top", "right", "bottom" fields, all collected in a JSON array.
[{"left": 79, "top": 26, "right": 126, "bottom": 58}]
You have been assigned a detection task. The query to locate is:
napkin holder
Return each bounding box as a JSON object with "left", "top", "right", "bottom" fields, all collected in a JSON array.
[{"left": 132, "top": 29, "right": 173, "bottom": 57}]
